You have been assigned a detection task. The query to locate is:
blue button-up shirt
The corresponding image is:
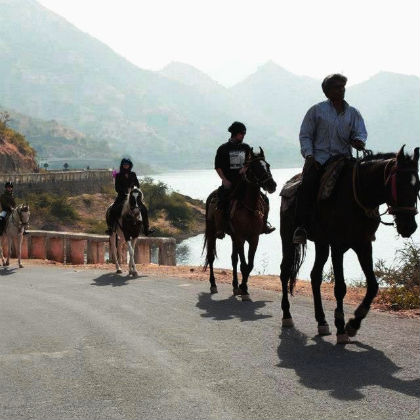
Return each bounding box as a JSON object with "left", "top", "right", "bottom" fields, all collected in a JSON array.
[{"left": 299, "top": 100, "right": 367, "bottom": 165}]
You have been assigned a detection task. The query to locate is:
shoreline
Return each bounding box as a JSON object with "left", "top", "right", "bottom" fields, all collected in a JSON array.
[{"left": 12, "top": 259, "right": 419, "bottom": 319}]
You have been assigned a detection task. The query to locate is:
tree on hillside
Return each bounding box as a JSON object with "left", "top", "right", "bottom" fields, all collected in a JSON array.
[{"left": 63, "top": 162, "right": 69, "bottom": 171}]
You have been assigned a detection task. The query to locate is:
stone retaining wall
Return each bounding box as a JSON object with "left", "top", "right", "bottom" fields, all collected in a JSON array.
[{"left": 0, "top": 170, "right": 113, "bottom": 196}]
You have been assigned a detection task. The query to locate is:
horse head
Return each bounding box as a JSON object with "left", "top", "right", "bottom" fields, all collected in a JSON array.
[
  {"left": 244, "top": 147, "right": 277, "bottom": 194},
  {"left": 17, "top": 204, "right": 30, "bottom": 225},
  {"left": 386, "top": 145, "right": 419, "bottom": 237},
  {"left": 126, "top": 187, "right": 143, "bottom": 221}
]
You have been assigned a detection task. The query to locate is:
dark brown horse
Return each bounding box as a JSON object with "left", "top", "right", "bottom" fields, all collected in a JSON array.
[
  {"left": 280, "top": 146, "right": 419, "bottom": 343},
  {"left": 204, "top": 148, "right": 277, "bottom": 301}
]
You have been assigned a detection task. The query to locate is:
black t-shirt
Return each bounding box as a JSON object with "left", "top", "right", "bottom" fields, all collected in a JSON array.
[
  {"left": 115, "top": 171, "right": 140, "bottom": 195},
  {"left": 214, "top": 140, "right": 251, "bottom": 183}
]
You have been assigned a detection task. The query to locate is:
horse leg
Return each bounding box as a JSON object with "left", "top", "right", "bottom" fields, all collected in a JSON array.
[
  {"left": 0, "top": 235, "right": 4, "bottom": 266},
  {"left": 6, "top": 235, "right": 10, "bottom": 266},
  {"left": 331, "top": 244, "right": 349, "bottom": 344},
  {"left": 346, "top": 242, "right": 378, "bottom": 337},
  {"left": 18, "top": 233, "right": 23, "bottom": 268},
  {"left": 110, "top": 233, "right": 122, "bottom": 273},
  {"left": 127, "top": 240, "right": 138, "bottom": 277},
  {"left": 231, "top": 240, "right": 240, "bottom": 295},
  {"left": 206, "top": 233, "right": 217, "bottom": 294},
  {"left": 311, "top": 242, "right": 330, "bottom": 335},
  {"left": 235, "top": 237, "right": 250, "bottom": 301},
  {"left": 240, "top": 237, "right": 258, "bottom": 301},
  {"left": 280, "top": 241, "right": 294, "bottom": 327}
]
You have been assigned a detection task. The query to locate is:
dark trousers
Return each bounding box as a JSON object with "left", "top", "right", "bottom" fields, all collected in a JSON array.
[{"left": 295, "top": 159, "right": 323, "bottom": 228}]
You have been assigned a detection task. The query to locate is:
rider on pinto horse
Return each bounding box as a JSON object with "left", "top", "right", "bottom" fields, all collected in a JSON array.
[
  {"left": 105, "top": 158, "right": 154, "bottom": 236},
  {"left": 214, "top": 121, "right": 275, "bottom": 239}
]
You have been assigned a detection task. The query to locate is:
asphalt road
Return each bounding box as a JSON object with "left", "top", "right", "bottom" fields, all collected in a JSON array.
[{"left": 0, "top": 265, "right": 418, "bottom": 420}]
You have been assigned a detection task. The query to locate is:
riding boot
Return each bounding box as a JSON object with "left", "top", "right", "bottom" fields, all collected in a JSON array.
[
  {"left": 0, "top": 217, "right": 5, "bottom": 236},
  {"left": 261, "top": 197, "right": 275, "bottom": 234},
  {"left": 214, "top": 208, "right": 226, "bottom": 239},
  {"left": 140, "top": 205, "right": 154, "bottom": 236}
]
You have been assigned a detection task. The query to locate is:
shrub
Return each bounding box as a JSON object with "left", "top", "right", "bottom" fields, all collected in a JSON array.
[{"left": 375, "top": 240, "right": 420, "bottom": 310}]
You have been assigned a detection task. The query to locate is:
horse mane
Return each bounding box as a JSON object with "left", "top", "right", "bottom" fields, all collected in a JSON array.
[{"left": 361, "top": 152, "right": 396, "bottom": 162}]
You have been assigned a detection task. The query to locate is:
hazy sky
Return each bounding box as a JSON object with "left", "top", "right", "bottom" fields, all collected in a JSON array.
[{"left": 37, "top": 0, "right": 420, "bottom": 87}]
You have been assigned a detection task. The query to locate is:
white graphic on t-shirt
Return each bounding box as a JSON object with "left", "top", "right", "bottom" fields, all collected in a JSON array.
[{"left": 229, "top": 150, "right": 246, "bottom": 169}]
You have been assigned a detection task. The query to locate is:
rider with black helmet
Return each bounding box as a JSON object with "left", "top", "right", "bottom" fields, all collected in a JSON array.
[
  {"left": 0, "top": 182, "right": 17, "bottom": 235},
  {"left": 105, "top": 158, "right": 154, "bottom": 236}
]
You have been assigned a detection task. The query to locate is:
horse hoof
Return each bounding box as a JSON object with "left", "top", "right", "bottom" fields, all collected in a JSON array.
[
  {"left": 318, "top": 324, "right": 331, "bottom": 335},
  {"left": 345, "top": 322, "right": 358, "bottom": 337},
  {"left": 131, "top": 271, "right": 138, "bottom": 277},
  {"left": 210, "top": 286, "right": 218, "bottom": 294},
  {"left": 233, "top": 288, "right": 241, "bottom": 296},
  {"left": 241, "top": 294, "right": 251, "bottom": 302},
  {"left": 19, "top": 264, "right": 24, "bottom": 268},
  {"left": 282, "top": 318, "right": 294, "bottom": 328},
  {"left": 336, "top": 333, "right": 350, "bottom": 344},
  {"left": 116, "top": 269, "right": 123, "bottom": 274}
]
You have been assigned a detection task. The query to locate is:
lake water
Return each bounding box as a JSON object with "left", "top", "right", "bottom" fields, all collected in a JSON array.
[{"left": 150, "top": 168, "right": 419, "bottom": 283}]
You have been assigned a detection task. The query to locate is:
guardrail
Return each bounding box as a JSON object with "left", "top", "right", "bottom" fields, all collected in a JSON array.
[{"left": 2, "top": 230, "right": 176, "bottom": 266}]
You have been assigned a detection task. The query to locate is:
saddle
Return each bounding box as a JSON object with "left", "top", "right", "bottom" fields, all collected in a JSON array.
[{"left": 280, "top": 157, "right": 348, "bottom": 212}]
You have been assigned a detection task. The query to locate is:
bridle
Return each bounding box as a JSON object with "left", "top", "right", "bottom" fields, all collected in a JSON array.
[
  {"left": 384, "top": 159, "right": 419, "bottom": 216},
  {"left": 243, "top": 156, "right": 274, "bottom": 188},
  {"left": 353, "top": 155, "right": 419, "bottom": 224},
  {"left": 11, "top": 206, "right": 29, "bottom": 232}
]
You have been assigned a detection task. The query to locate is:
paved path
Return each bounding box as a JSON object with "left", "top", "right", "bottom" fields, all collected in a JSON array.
[{"left": 0, "top": 265, "right": 418, "bottom": 420}]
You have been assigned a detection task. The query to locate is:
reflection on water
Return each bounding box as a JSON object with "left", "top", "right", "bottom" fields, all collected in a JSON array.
[{"left": 151, "top": 168, "right": 419, "bottom": 283}]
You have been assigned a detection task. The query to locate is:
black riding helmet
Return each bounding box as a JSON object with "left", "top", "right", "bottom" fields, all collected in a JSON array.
[
  {"left": 5, "top": 181, "right": 13, "bottom": 189},
  {"left": 120, "top": 158, "right": 133, "bottom": 172}
]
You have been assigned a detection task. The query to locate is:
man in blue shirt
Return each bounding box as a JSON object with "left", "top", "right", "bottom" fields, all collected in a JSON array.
[{"left": 293, "top": 74, "right": 367, "bottom": 244}]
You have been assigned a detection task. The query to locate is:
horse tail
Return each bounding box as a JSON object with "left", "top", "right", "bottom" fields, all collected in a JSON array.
[
  {"left": 202, "top": 192, "right": 217, "bottom": 271},
  {"left": 289, "top": 243, "right": 306, "bottom": 295}
]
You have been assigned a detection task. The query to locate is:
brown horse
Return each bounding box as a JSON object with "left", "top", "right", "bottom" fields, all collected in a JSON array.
[
  {"left": 204, "top": 148, "right": 277, "bottom": 301},
  {"left": 280, "top": 146, "right": 419, "bottom": 343}
]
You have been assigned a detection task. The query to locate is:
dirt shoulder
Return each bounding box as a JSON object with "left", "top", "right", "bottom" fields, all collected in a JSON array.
[{"left": 19, "top": 260, "right": 419, "bottom": 319}]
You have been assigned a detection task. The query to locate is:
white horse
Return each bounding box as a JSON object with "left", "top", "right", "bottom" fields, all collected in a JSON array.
[
  {"left": 0, "top": 205, "right": 30, "bottom": 268},
  {"left": 107, "top": 187, "right": 143, "bottom": 277}
]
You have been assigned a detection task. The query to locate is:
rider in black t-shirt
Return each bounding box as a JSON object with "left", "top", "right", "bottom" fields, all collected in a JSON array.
[{"left": 214, "top": 122, "right": 275, "bottom": 238}]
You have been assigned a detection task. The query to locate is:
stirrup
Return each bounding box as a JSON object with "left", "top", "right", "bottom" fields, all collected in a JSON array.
[{"left": 293, "top": 227, "right": 307, "bottom": 245}]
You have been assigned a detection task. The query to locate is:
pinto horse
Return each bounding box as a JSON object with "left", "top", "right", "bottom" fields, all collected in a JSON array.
[
  {"left": 280, "top": 146, "right": 419, "bottom": 343},
  {"left": 204, "top": 148, "right": 277, "bottom": 301},
  {"left": 106, "top": 187, "right": 143, "bottom": 277},
  {"left": 0, "top": 204, "right": 30, "bottom": 268}
]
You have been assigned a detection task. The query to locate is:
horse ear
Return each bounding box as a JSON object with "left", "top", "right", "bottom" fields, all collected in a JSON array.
[
  {"left": 413, "top": 147, "right": 419, "bottom": 162},
  {"left": 396, "top": 144, "right": 406, "bottom": 163},
  {"left": 259, "top": 147, "right": 265, "bottom": 157}
]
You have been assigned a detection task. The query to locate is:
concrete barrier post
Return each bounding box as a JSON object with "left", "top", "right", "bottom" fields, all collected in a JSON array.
[
  {"left": 21, "top": 236, "right": 30, "bottom": 259},
  {"left": 135, "top": 241, "right": 150, "bottom": 264},
  {"left": 30, "top": 236, "right": 47, "bottom": 259},
  {"left": 97, "top": 242, "right": 105, "bottom": 264},
  {"left": 69, "top": 239, "right": 86, "bottom": 265},
  {"left": 47, "top": 237, "right": 65, "bottom": 263},
  {"left": 87, "top": 241, "right": 98, "bottom": 264},
  {"left": 158, "top": 239, "right": 176, "bottom": 266}
]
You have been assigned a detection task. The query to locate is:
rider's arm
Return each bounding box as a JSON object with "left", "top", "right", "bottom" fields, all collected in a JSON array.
[
  {"left": 215, "top": 168, "right": 231, "bottom": 187},
  {"left": 299, "top": 105, "right": 316, "bottom": 159},
  {"left": 115, "top": 173, "right": 123, "bottom": 194},
  {"left": 350, "top": 108, "right": 367, "bottom": 148}
]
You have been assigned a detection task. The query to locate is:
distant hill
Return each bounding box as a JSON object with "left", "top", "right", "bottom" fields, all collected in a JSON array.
[
  {"left": 0, "top": 0, "right": 418, "bottom": 170},
  {"left": 0, "top": 114, "right": 37, "bottom": 173}
]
